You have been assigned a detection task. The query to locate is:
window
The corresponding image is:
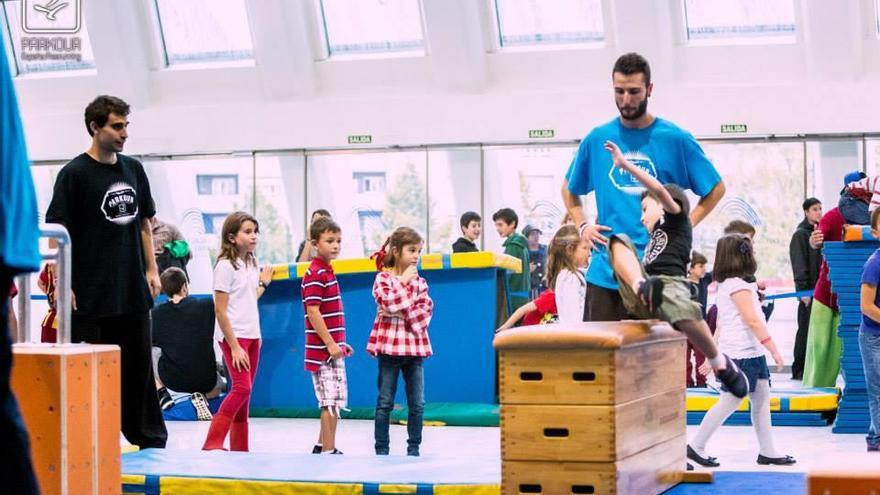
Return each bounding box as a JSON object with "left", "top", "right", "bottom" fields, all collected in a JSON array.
[
  {"left": 683, "top": 0, "right": 796, "bottom": 43},
  {"left": 317, "top": 0, "right": 425, "bottom": 58},
  {"left": 494, "top": 0, "right": 604, "bottom": 49},
  {"left": 307, "top": 151, "right": 427, "bottom": 258},
  {"left": 353, "top": 172, "right": 387, "bottom": 194},
  {"left": 254, "top": 153, "right": 305, "bottom": 265},
  {"left": 154, "top": 0, "right": 254, "bottom": 66},
  {"left": 197, "top": 174, "right": 239, "bottom": 195},
  {"left": 876, "top": 0, "right": 880, "bottom": 37},
  {"left": 427, "top": 148, "right": 482, "bottom": 253},
  {"left": 483, "top": 146, "right": 579, "bottom": 253},
  {"left": 1, "top": 0, "right": 95, "bottom": 75},
  {"left": 691, "top": 142, "right": 804, "bottom": 284},
  {"left": 202, "top": 213, "right": 228, "bottom": 234},
  {"left": 142, "top": 155, "right": 253, "bottom": 294},
  {"left": 868, "top": 139, "right": 880, "bottom": 177},
  {"left": 806, "top": 140, "right": 864, "bottom": 211}
]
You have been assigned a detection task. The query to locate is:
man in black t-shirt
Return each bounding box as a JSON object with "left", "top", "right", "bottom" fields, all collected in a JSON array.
[{"left": 46, "top": 95, "right": 167, "bottom": 448}]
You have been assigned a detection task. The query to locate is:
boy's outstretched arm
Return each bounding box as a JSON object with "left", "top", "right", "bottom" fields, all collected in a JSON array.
[{"left": 603, "top": 140, "right": 680, "bottom": 215}]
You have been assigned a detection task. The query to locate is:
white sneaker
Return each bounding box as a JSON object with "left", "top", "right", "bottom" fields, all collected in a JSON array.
[{"left": 192, "top": 392, "right": 213, "bottom": 421}]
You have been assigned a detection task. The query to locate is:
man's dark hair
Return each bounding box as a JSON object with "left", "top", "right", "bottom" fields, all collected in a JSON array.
[
  {"left": 84, "top": 95, "right": 130, "bottom": 136},
  {"left": 802, "top": 197, "right": 821, "bottom": 211},
  {"left": 613, "top": 52, "right": 651, "bottom": 86},
  {"left": 492, "top": 208, "right": 519, "bottom": 229},
  {"left": 160, "top": 267, "right": 188, "bottom": 297},
  {"left": 310, "top": 216, "right": 341, "bottom": 241},
  {"left": 460, "top": 211, "right": 481, "bottom": 231}
]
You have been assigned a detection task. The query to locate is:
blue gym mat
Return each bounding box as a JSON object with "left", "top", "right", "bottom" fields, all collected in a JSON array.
[
  {"left": 665, "top": 472, "right": 805, "bottom": 495},
  {"left": 122, "top": 449, "right": 500, "bottom": 494}
]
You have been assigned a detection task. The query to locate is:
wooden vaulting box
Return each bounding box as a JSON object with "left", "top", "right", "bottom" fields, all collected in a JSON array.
[
  {"left": 11, "top": 344, "right": 121, "bottom": 495},
  {"left": 493, "top": 321, "right": 687, "bottom": 495}
]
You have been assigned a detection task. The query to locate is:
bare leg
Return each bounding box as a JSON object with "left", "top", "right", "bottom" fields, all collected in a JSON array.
[
  {"left": 610, "top": 238, "right": 645, "bottom": 292},
  {"left": 673, "top": 319, "right": 725, "bottom": 369},
  {"left": 320, "top": 408, "right": 337, "bottom": 452}
]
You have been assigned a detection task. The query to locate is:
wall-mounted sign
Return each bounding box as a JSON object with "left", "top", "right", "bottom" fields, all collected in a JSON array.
[
  {"left": 720, "top": 124, "right": 747, "bottom": 134},
  {"left": 348, "top": 135, "right": 372, "bottom": 144},
  {"left": 529, "top": 129, "right": 555, "bottom": 139}
]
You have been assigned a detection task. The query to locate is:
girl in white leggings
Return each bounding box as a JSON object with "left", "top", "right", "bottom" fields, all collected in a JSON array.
[{"left": 687, "top": 234, "right": 796, "bottom": 467}]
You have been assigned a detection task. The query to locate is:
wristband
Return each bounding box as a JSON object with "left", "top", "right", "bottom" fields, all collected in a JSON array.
[
  {"left": 578, "top": 222, "right": 589, "bottom": 237},
  {"left": 760, "top": 336, "right": 772, "bottom": 345}
]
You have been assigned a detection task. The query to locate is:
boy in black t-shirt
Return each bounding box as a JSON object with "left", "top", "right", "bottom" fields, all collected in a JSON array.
[
  {"left": 152, "top": 267, "right": 224, "bottom": 420},
  {"left": 452, "top": 211, "right": 481, "bottom": 253},
  {"left": 603, "top": 141, "right": 748, "bottom": 399}
]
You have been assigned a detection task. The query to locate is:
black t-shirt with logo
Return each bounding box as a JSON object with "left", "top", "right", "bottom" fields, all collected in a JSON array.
[
  {"left": 151, "top": 297, "right": 217, "bottom": 393},
  {"left": 643, "top": 198, "right": 691, "bottom": 277},
  {"left": 46, "top": 153, "right": 155, "bottom": 317}
]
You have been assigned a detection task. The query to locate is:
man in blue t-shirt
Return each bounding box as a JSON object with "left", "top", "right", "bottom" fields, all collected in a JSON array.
[{"left": 562, "top": 52, "right": 725, "bottom": 321}]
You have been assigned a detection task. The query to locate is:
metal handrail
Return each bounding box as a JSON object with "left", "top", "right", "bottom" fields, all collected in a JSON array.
[{"left": 15, "top": 223, "right": 72, "bottom": 344}]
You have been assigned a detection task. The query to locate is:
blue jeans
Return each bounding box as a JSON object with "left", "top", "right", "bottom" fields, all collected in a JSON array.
[
  {"left": 859, "top": 331, "right": 880, "bottom": 446},
  {"left": 374, "top": 355, "right": 424, "bottom": 455}
]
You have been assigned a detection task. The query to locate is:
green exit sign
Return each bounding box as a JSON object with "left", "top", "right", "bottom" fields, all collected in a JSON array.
[
  {"left": 720, "top": 124, "right": 747, "bottom": 134},
  {"left": 529, "top": 129, "right": 555, "bottom": 139},
  {"left": 348, "top": 135, "right": 372, "bottom": 144}
]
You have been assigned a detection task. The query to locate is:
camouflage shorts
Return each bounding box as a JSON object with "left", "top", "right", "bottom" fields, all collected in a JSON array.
[{"left": 608, "top": 234, "right": 703, "bottom": 325}]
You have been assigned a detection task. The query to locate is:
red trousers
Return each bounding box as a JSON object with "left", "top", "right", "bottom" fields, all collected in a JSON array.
[{"left": 202, "top": 338, "right": 260, "bottom": 451}]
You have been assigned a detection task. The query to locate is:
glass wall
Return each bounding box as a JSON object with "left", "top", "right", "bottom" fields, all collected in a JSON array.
[
  {"left": 28, "top": 136, "right": 880, "bottom": 275},
  {"left": 482, "top": 145, "right": 579, "bottom": 253},
  {"left": 427, "top": 148, "right": 481, "bottom": 253},
  {"left": 693, "top": 142, "right": 805, "bottom": 284},
  {"left": 142, "top": 155, "right": 254, "bottom": 293},
  {"left": 306, "top": 150, "right": 428, "bottom": 258}
]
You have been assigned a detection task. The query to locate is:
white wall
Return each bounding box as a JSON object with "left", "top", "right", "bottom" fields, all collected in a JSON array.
[{"left": 10, "top": 0, "right": 880, "bottom": 161}]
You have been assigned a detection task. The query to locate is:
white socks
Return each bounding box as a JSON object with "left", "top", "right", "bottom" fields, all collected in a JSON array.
[{"left": 690, "top": 379, "right": 779, "bottom": 459}]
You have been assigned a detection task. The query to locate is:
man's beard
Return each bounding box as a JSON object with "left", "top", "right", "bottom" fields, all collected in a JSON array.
[{"left": 617, "top": 98, "right": 648, "bottom": 121}]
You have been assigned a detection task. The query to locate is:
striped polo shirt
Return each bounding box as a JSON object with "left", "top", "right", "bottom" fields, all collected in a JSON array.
[{"left": 301, "top": 256, "right": 346, "bottom": 372}]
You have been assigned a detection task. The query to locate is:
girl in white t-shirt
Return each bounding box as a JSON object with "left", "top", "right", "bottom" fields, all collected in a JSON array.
[
  {"left": 687, "top": 234, "right": 795, "bottom": 467},
  {"left": 203, "top": 211, "right": 273, "bottom": 451},
  {"left": 545, "top": 225, "right": 590, "bottom": 324}
]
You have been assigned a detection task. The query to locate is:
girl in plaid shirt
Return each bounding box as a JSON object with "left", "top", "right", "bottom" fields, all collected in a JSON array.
[{"left": 368, "top": 227, "right": 434, "bottom": 456}]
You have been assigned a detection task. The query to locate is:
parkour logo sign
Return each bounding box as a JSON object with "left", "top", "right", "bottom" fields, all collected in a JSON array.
[
  {"left": 19, "top": 0, "right": 84, "bottom": 66},
  {"left": 23, "top": 0, "right": 80, "bottom": 33}
]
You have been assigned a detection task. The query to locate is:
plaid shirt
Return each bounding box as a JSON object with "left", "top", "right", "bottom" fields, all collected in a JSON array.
[
  {"left": 367, "top": 270, "right": 433, "bottom": 357},
  {"left": 302, "top": 257, "right": 346, "bottom": 372}
]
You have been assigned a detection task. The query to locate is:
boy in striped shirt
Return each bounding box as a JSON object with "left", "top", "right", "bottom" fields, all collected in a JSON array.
[{"left": 302, "top": 217, "right": 351, "bottom": 455}]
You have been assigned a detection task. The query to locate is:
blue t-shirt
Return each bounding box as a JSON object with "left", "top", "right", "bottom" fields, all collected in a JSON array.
[
  {"left": 860, "top": 250, "right": 880, "bottom": 335},
  {"left": 566, "top": 117, "right": 721, "bottom": 289},
  {"left": 0, "top": 47, "right": 40, "bottom": 274}
]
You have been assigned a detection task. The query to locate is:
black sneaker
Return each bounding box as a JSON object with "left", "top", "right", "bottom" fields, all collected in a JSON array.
[
  {"left": 158, "top": 387, "right": 173, "bottom": 411},
  {"left": 687, "top": 444, "right": 720, "bottom": 467},
  {"left": 324, "top": 449, "right": 343, "bottom": 455},
  {"left": 637, "top": 276, "right": 665, "bottom": 313},
  {"left": 756, "top": 454, "right": 796, "bottom": 465},
  {"left": 714, "top": 354, "right": 749, "bottom": 399},
  {"left": 312, "top": 444, "right": 323, "bottom": 454}
]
